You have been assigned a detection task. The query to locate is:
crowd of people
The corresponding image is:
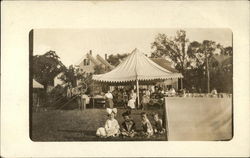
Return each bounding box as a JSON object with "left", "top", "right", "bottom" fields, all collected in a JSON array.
[
  {"left": 106, "top": 86, "right": 177, "bottom": 110},
  {"left": 96, "top": 108, "right": 166, "bottom": 138},
  {"left": 65, "top": 83, "right": 226, "bottom": 112},
  {"left": 66, "top": 84, "right": 89, "bottom": 110}
]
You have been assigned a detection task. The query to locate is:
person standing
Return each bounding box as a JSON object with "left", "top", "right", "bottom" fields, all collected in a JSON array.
[
  {"left": 75, "top": 87, "right": 83, "bottom": 111},
  {"left": 105, "top": 90, "right": 114, "bottom": 108},
  {"left": 141, "top": 90, "right": 150, "bottom": 110},
  {"left": 127, "top": 89, "right": 136, "bottom": 110},
  {"left": 66, "top": 85, "right": 72, "bottom": 98},
  {"left": 81, "top": 90, "right": 88, "bottom": 110}
]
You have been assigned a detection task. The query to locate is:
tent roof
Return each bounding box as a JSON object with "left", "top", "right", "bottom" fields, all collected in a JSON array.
[
  {"left": 33, "top": 79, "right": 44, "bottom": 88},
  {"left": 92, "top": 48, "right": 183, "bottom": 83}
]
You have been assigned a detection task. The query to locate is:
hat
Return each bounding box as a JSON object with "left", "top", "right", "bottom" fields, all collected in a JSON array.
[
  {"left": 106, "top": 108, "right": 117, "bottom": 115},
  {"left": 122, "top": 111, "right": 131, "bottom": 117}
]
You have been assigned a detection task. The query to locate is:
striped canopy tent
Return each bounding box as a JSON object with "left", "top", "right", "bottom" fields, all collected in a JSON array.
[
  {"left": 92, "top": 48, "right": 183, "bottom": 105},
  {"left": 33, "top": 79, "right": 44, "bottom": 89}
]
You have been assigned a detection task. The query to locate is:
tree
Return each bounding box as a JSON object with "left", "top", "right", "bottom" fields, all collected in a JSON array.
[
  {"left": 58, "top": 65, "right": 77, "bottom": 87},
  {"left": 188, "top": 41, "right": 233, "bottom": 93},
  {"left": 151, "top": 30, "right": 191, "bottom": 74},
  {"left": 33, "top": 50, "right": 66, "bottom": 90},
  {"left": 107, "top": 53, "right": 129, "bottom": 66},
  {"left": 94, "top": 65, "right": 106, "bottom": 74},
  {"left": 187, "top": 40, "right": 218, "bottom": 92},
  {"left": 151, "top": 30, "right": 231, "bottom": 93},
  {"left": 151, "top": 30, "right": 193, "bottom": 90},
  {"left": 216, "top": 44, "right": 233, "bottom": 56}
]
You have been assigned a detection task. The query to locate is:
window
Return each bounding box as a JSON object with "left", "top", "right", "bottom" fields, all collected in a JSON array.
[{"left": 83, "top": 59, "right": 90, "bottom": 66}]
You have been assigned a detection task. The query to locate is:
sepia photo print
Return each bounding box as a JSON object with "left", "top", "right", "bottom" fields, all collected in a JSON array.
[{"left": 30, "top": 28, "right": 233, "bottom": 141}]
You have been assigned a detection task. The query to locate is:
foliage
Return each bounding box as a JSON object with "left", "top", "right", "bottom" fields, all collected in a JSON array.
[
  {"left": 187, "top": 40, "right": 217, "bottom": 67},
  {"left": 151, "top": 30, "right": 233, "bottom": 93},
  {"left": 33, "top": 50, "right": 66, "bottom": 89},
  {"left": 94, "top": 65, "right": 106, "bottom": 74},
  {"left": 209, "top": 56, "right": 233, "bottom": 93},
  {"left": 151, "top": 30, "right": 191, "bottom": 73},
  {"left": 59, "top": 65, "right": 77, "bottom": 87},
  {"left": 107, "top": 53, "right": 129, "bottom": 66}
]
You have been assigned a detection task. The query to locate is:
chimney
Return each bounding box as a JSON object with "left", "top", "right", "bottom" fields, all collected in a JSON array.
[
  {"left": 105, "top": 54, "right": 107, "bottom": 60},
  {"left": 89, "top": 50, "right": 92, "bottom": 55}
]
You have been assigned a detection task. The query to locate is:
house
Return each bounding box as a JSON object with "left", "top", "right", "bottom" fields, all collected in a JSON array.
[
  {"left": 75, "top": 50, "right": 114, "bottom": 91},
  {"left": 75, "top": 50, "right": 114, "bottom": 76},
  {"left": 54, "top": 72, "right": 66, "bottom": 87},
  {"left": 150, "top": 58, "right": 180, "bottom": 90},
  {"left": 211, "top": 54, "right": 232, "bottom": 66},
  {"left": 32, "top": 79, "right": 44, "bottom": 109}
]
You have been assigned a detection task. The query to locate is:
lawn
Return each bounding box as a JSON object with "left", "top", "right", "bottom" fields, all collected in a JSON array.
[{"left": 30, "top": 108, "right": 167, "bottom": 141}]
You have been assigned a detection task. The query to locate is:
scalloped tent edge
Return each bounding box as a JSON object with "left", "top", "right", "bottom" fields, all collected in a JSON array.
[{"left": 92, "top": 48, "right": 183, "bottom": 105}]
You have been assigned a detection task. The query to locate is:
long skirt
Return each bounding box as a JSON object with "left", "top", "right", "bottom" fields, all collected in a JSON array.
[
  {"left": 105, "top": 98, "right": 114, "bottom": 108},
  {"left": 127, "top": 99, "right": 136, "bottom": 109}
]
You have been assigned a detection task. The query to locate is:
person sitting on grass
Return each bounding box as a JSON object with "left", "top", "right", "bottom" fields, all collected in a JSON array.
[
  {"left": 140, "top": 112, "right": 153, "bottom": 138},
  {"left": 96, "top": 108, "right": 120, "bottom": 138},
  {"left": 120, "top": 111, "right": 136, "bottom": 138},
  {"left": 152, "top": 113, "right": 165, "bottom": 135}
]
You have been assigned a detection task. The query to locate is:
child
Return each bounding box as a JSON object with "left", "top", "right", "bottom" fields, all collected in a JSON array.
[
  {"left": 121, "top": 111, "right": 136, "bottom": 137},
  {"left": 96, "top": 108, "right": 120, "bottom": 137},
  {"left": 140, "top": 112, "right": 153, "bottom": 137},
  {"left": 152, "top": 113, "right": 165, "bottom": 135},
  {"left": 127, "top": 90, "right": 136, "bottom": 109}
]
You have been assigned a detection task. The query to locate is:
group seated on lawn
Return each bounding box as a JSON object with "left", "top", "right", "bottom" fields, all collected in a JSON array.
[{"left": 96, "top": 108, "right": 166, "bottom": 138}]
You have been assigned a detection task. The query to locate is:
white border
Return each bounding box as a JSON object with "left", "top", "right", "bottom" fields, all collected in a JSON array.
[{"left": 1, "top": 1, "right": 249, "bottom": 157}]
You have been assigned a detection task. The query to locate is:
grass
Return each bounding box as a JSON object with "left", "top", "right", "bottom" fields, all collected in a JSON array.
[{"left": 31, "top": 107, "right": 167, "bottom": 141}]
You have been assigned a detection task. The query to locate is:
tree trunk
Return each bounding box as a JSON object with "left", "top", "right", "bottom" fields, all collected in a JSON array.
[{"left": 205, "top": 51, "right": 210, "bottom": 93}]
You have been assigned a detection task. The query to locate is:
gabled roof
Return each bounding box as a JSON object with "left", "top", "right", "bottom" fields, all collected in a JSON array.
[
  {"left": 33, "top": 79, "right": 44, "bottom": 88},
  {"left": 75, "top": 52, "right": 114, "bottom": 69},
  {"left": 93, "top": 48, "right": 183, "bottom": 83},
  {"left": 86, "top": 53, "right": 99, "bottom": 65},
  {"left": 211, "top": 54, "right": 232, "bottom": 64},
  {"left": 150, "top": 58, "right": 179, "bottom": 73},
  {"left": 96, "top": 55, "right": 114, "bottom": 69}
]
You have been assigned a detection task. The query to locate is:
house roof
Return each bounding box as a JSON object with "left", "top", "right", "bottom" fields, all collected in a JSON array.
[
  {"left": 33, "top": 79, "right": 44, "bottom": 88},
  {"left": 86, "top": 53, "right": 99, "bottom": 65},
  {"left": 150, "top": 58, "right": 179, "bottom": 73},
  {"left": 75, "top": 52, "right": 114, "bottom": 70},
  {"left": 96, "top": 55, "right": 114, "bottom": 69},
  {"left": 212, "top": 55, "right": 232, "bottom": 64}
]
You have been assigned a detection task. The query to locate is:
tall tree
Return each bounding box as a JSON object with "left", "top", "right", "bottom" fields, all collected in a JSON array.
[
  {"left": 187, "top": 40, "right": 219, "bottom": 92},
  {"left": 33, "top": 50, "right": 66, "bottom": 90},
  {"left": 59, "top": 65, "right": 77, "bottom": 86},
  {"left": 151, "top": 30, "right": 191, "bottom": 75}
]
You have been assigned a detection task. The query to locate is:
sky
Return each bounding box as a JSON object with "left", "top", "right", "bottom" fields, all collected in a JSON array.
[{"left": 33, "top": 28, "right": 232, "bottom": 67}]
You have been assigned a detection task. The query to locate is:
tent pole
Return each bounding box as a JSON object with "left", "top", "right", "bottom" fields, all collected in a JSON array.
[
  {"left": 180, "top": 78, "right": 183, "bottom": 89},
  {"left": 177, "top": 79, "right": 179, "bottom": 90},
  {"left": 136, "top": 79, "right": 140, "bottom": 109}
]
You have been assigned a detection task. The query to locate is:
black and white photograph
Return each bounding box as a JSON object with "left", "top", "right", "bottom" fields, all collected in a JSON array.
[{"left": 30, "top": 28, "right": 233, "bottom": 141}]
